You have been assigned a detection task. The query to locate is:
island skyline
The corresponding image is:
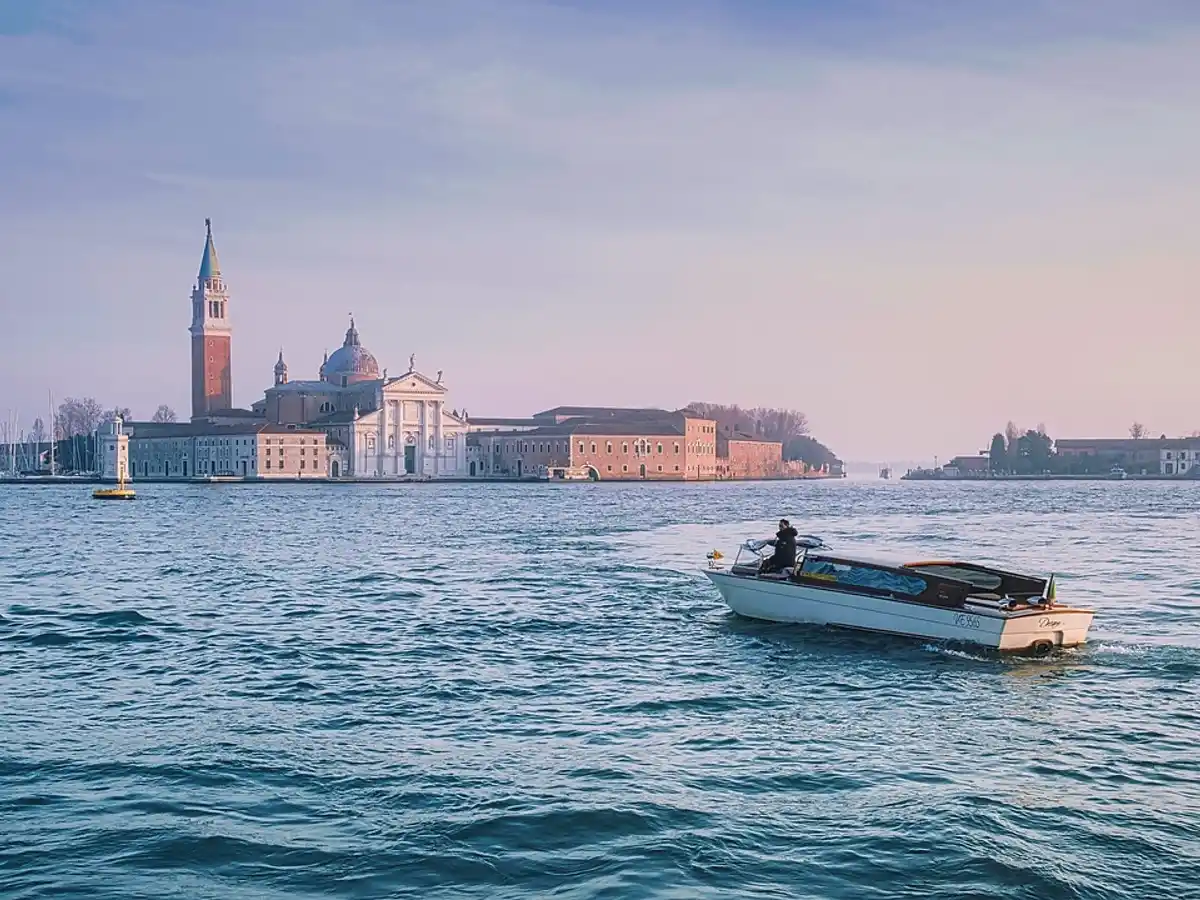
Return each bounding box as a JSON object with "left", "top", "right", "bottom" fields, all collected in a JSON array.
[{"left": 2, "top": 1, "right": 1198, "bottom": 460}]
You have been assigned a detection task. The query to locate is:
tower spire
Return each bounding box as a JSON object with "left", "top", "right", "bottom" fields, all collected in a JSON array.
[
  {"left": 199, "top": 217, "right": 221, "bottom": 281},
  {"left": 274, "top": 347, "right": 288, "bottom": 386}
]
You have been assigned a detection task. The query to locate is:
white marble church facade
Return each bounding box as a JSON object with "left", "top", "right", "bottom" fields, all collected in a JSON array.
[{"left": 259, "top": 318, "right": 469, "bottom": 478}]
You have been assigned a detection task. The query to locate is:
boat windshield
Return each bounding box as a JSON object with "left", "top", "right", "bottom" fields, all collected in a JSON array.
[
  {"left": 905, "top": 564, "right": 1003, "bottom": 591},
  {"left": 800, "top": 558, "right": 928, "bottom": 597}
]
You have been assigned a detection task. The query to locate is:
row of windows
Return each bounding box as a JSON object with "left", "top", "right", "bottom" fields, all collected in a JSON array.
[
  {"left": 491, "top": 440, "right": 685, "bottom": 456},
  {"left": 365, "top": 435, "right": 458, "bottom": 452},
  {"left": 265, "top": 459, "right": 322, "bottom": 470}
]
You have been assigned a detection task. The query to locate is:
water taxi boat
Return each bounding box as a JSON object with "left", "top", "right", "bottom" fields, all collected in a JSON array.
[
  {"left": 93, "top": 474, "right": 135, "bottom": 500},
  {"left": 705, "top": 536, "right": 1093, "bottom": 654}
]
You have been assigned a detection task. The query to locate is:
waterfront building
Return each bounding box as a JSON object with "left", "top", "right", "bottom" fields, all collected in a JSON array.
[
  {"left": 1055, "top": 437, "right": 1200, "bottom": 476},
  {"left": 715, "top": 429, "right": 784, "bottom": 479},
  {"left": 125, "top": 422, "right": 327, "bottom": 479},
  {"left": 468, "top": 407, "right": 719, "bottom": 479},
  {"left": 942, "top": 454, "right": 991, "bottom": 478},
  {"left": 260, "top": 318, "right": 469, "bottom": 478},
  {"left": 173, "top": 219, "right": 468, "bottom": 478}
]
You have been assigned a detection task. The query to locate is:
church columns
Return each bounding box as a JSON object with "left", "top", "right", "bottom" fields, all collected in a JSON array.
[
  {"left": 433, "top": 400, "right": 443, "bottom": 475},
  {"left": 376, "top": 389, "right": 386, "bottom": 477}
]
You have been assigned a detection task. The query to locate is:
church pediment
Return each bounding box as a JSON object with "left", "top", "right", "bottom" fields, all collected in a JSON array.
[{"left": 383, "top": 370, "right": 448, "bottom": 395}]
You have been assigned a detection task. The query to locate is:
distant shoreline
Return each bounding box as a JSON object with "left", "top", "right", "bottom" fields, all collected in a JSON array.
[
  {"left": 900, "top": 473, "right": 1199, "bottom": 483},
  {"left": 0, "top": 474, "right": 845, "bottom": 487}
]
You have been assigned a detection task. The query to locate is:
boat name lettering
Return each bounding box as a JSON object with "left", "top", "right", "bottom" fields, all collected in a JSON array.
[
  {"left": 953, "top": 613, "right": 982, "bottom": 629},
  {"left": 1038, "top": 617, "right": 1063, "bottom": 629}
]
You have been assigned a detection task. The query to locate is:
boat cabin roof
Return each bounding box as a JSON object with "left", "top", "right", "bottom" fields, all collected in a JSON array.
[{"left": 803, "top": 552, "right": 1045, "bottom": 595}]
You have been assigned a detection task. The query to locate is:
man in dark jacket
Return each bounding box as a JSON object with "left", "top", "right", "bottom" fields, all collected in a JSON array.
[{"left": 762, "top": 519, "right": 799, "bottom": 574}]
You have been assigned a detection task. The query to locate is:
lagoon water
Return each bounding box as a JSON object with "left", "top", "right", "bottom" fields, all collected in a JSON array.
[{"left": 1, "top": 480, "right": 1198, "bottom": 899}]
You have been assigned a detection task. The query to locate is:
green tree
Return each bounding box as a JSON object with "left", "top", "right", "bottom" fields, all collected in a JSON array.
[
  {"left": 989, "top": 433, "right": 1007, "bottom": 472},
  {"left": 1021, "top": 429, "right": 1054, "bottom": 473}
]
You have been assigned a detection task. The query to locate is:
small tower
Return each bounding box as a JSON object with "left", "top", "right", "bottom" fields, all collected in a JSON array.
[
  {"left": 318, "top": 349, "right": 328, "bottom": 381},
  {"left": 97, "top": 415, "right": 130, "bottom": 483},
  {"left": 189, "top": 218, "right": 233, "bottom": 418},
  {"left": 274, "top": 349, "right": 288, "bottom": 386}
]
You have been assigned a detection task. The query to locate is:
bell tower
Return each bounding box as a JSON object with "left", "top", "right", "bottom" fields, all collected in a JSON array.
[{"left": 189, "top": 218, "right": 233, "bottom": 418}]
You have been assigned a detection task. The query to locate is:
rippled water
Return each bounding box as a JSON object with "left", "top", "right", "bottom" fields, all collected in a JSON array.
[{"left": 2, "top": 480, "right": 1198, "bottom": 899}]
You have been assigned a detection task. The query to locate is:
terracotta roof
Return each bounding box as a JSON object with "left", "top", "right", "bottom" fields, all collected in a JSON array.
[
  {"left": 1057, "top": 438, "right": 1200, "bottom": 451},
  {"left": 534, "top": 406, "right": 674, "bottom": 421},
  {"left": 470, "top": 418, "right": 689, "bottom": 439},
  {"left": 126, "top": 422, "right": 324, "bottom": 438},
  {"left": 198, "top": 408, "right": 264, "bottom": 418}
]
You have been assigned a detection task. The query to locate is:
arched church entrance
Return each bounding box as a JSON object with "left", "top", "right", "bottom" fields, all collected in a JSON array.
[{"left": 332, "top": 460, "right": 340, "bottom": 478}]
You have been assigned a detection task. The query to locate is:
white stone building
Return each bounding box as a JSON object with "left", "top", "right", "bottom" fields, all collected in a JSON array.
[
  {"left": 1160, "top": 440, "right": 1200, "bottom": 476},
  {"left": 260, "top": 318, "right": 469, "bottom": 478}
]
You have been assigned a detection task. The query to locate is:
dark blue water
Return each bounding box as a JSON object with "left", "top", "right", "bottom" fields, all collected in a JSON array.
[{"left": 2, "top": 480, "right": 1198, "bottom": 899}]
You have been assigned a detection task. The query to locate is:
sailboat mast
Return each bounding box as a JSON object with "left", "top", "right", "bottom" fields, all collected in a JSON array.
[{"left": 48, "top": 390, "right": 54, "bottom": 476}]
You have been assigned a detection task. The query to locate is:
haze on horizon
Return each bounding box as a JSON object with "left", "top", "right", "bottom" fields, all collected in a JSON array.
[{"left": 1, "top": 0, "right": 1198, "bottom": 461}]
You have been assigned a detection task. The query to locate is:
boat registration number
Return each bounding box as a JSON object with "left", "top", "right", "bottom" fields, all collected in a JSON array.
[{"left": 953, "top": 613, "right": 983, "bottom": 630}]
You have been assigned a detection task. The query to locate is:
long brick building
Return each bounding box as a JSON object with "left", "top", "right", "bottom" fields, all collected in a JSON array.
[{"left": 467, "top": 407, "right": 720, "bottom": 479}]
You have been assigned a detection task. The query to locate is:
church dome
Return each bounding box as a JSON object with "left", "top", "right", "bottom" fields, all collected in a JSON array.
[{"left": 323, "top": 317, "right": 380, "bottom": 383}]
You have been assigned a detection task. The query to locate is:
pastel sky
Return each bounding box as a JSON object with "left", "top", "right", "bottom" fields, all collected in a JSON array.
[{"left": 2, "top": 0, "right": 1198, "bottom": 461}]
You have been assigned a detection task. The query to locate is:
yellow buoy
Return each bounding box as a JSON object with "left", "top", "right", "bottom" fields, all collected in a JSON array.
[{"left": 93, "top": 474, "right": 135, "bottom": 500}]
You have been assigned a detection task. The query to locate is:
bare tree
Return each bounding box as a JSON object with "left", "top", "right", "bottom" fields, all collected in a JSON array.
[
  {"left": 687, "top": 402, "right": 810, "bottom": 441},
  {"left": 105, "top": 406, "right": 133, "bottom": 422},
  {"left": 152, "top": 405, "right": 177, "bottom": 424},
  {"left": 1004, "top": 421, "right": 1020, "bottom": 447},
  {"left": 29, "top": 417, "right": 46, "bottom": 444},
  {"left": 1129, "top": 422, "right": 1146, "bottom": 440},
  {"left": 55, "top": 397, "right": 104, "bottom": 437}
]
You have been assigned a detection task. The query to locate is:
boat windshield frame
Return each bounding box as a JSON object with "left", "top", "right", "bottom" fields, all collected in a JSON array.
[{"left": 901, "top": 561, "right": 1046, "bottom": 598}]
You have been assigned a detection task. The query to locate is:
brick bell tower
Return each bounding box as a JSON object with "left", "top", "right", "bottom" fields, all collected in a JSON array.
[{"left": 190, "top": 218, "right": 233, "bottom": 418}]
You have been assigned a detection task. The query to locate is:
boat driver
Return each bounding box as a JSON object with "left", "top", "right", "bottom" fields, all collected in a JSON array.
[{"left": 761, "top": 519, "right": 799, "bottom": 574}]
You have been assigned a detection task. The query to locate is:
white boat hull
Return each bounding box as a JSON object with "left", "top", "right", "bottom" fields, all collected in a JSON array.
[{"left": 705, "top": 570, "right": 1093, "bottom": 653}]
